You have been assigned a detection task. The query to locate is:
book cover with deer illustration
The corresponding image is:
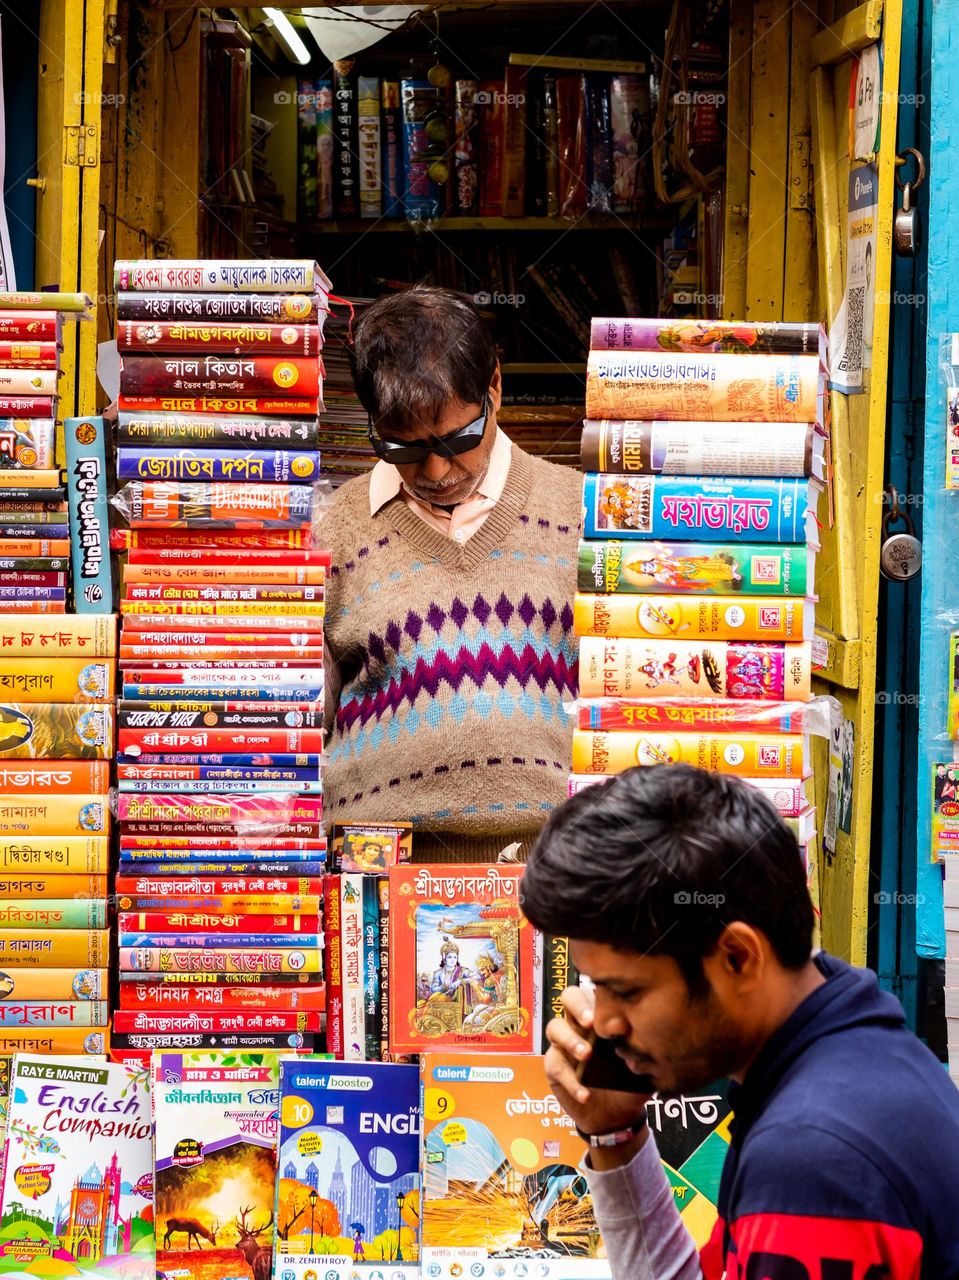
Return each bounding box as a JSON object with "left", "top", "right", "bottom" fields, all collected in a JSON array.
[
  {"left": 0, "top": 1054, "right": 154, "bottom": 1278},
  {"left": 153, "top": 1051, "right": 281, "bottom": 1280},
  {"left": 388, "top": 865, "right": 535, "bottom": 1057},
  {"left": 274, "top": 1058, "right": 420, "bottom": 1279}
]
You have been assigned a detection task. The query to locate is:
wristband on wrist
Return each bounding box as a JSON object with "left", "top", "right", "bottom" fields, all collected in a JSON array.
[{"left": 575, "top": 1116, "right": 648, "bottom": 1149}]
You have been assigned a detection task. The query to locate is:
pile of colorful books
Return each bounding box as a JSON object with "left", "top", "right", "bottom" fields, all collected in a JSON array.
[
  {"left": 570, "top": 318, "right": 826, "bottom": 857},
  {"left": 108, "top": 257, "right": 332, "bottom": 1063},
  {"left": 315, "top": 294, "right": 373, "bottom": 486}
]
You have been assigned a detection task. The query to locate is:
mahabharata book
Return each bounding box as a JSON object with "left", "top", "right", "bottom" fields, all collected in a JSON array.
[
  {"left": 571, "top": 728, "right": 807, "bottom": 778},
  {"left": 0, "top": 702, "right": 113, "bottom": 759},
  {"left": 0, "top": 836, "right": 109, "bottom": 873},
  {"left": 118, "top": 320, "right": 320, "bottom": 355},
  {"left": 0, "top": 929, "right": 110, "bottom": 967},
  {"left": 0, "top": 968, "right": 106, "bottom": 1000},
  {"left": 585, "top": 350, "right": 822, "bottom": 422},
  {"left": 0, "top": 419, "right": 56, "bottom": 469},
  {"left": 388, "top": 863, "right": 535, "bottom": 1056},
  {"left": 578, "top": 636, "right": 812, "bottom": 700},
  {"left": 581, "top": 474, "right": 821, "bottom": 544},
  {"left": 0, "top": 1055, "right": 152, "bottom": 1278},
  {"left": 275, "top": 1058, "right": 421, "bottom": 1279},
  {"left": 580, "top": 419, "right": 824, "bottom": 479},
  {"left": 0, "top": 659, "right": 113, "bottom": 702},
  {"left": 154, "top": 1051, "right": 279, "bottom": 1280},
  {"left": 589, "top": 317, "right": 824, "bottom": 357},
  {"left": 577, "top": 539, "right": 813, "bottom": 597},
  {"left": 117, "top": 412, "right": 319, "bottom": 450},
  {"left": 116, "top": 291, "right": 322, "bottom": 323},
  {"left": 119, "top": 354, "right": 321, "bottom": 398},
  {"left": 573, "top": 593, "right": 815, "bottom": 642},
  {"left": 114, "top": 258, "right": 331, "bottom": 295},
  {"left": 0, "top": 795, "right": 109, "bottom": 836}
]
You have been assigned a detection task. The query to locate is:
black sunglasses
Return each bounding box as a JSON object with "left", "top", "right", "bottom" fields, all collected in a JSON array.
[{"left": 368, "top": 396, "right": 490, "bottom": 465}]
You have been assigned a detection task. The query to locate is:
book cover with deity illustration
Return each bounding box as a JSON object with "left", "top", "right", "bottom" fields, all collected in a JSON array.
[{"left": 388, "top": 865, "right": 535, "bottom": 1057}]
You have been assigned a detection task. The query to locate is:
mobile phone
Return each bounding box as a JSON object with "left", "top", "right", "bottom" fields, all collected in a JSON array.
[{"left": 575, "top": 1028, "right": 654, "bottom": 1095}]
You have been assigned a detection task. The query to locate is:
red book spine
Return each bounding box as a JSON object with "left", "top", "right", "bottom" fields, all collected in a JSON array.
[
  {"left": 0, "top": 397, "right": 57, "bottom": 416},
  {"left": 121, "top": 617, "right": 325, "bottom": 634},
  {"left": 0, "top": 602, "right": 65, "bottom": 613},
  {"left": 118, "top": 321, "right": 320, "bottom": 355},
  {"left": 117, "top": 394, "right": 319, "bottom": 416},
  {"left": 122, "top": 585, "right": 324, "bottom": 603},
  {"left": 120, "top": 835, "right": 326, "bottom": 850},
  {"left": 121, "top": 821, "right": 323, "bottom": 837},
  {"left": 119, "top": 354, "right": 321, "bottom": 397},
  {"left": 119, "top": 629, "right": 322, "bottom": 646},
  {"left": 118, "top": 727, "right": 325, "bottom": 753},
  {"left": 0, "top": 313, "right": 60, "bottom": 341},
  {"left": 117, "top": 984, "right": 326, "bottom": 1011},
  {"left": 324, "top": 873, "right": 344, "bottom": 1059},
  {"left": 0, "top": 343, "right": 59, "bottom": 368},
  {"left": 115, "top": 527, "right": 314, "bottom": 551},
  {"left": 479, "top": 80, "right": 505, "bottom": 216},
  {"left": 116, "top": 875, "right": 326, "bottom": 894},
  {"left": 118, "top": 911, "right": 322, "bottom": 935}
]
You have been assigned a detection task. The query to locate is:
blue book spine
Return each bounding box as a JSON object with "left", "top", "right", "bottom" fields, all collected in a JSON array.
[
  {"left": 117, "top": 447, "right": 321, "bottom": 483},
  {"left": 122, "top": 684, "right": 324, "bottom": 701},
  {"left": 401, "top": 78, "right": 442, "bottom": 220},
  {"left": 118, "top": 779, "right": 324, "bottom": 794},
  {"left": 0, "top": 524, "right": 69, "bottom": 539},
  {"left": 120, "top": 848, "right": 325, "bottom": 863},
  {"left": 581, "top": 473, "right": 814, "bottom": 543},
  {"left": 64, "top": 416, "right": 113, "bottom": 613},
  {"left": 362, "top": 875, "right": 381, "bottom": 1061},
  {"left": 0, "top": 586, "right": 65, "bottom": 601}
]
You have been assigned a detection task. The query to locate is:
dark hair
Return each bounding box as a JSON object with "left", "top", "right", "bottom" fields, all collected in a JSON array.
[
  {"left": 350, "top": 285, "right": 498, "bottom": 434},
  {"left": 521, "top": 765, "right": 813, "bottom": 992}
]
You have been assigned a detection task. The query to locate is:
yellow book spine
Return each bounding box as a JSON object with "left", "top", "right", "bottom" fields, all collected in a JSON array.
[
  {"left": 0, "top": 873, "right": 108, "bottom": 897},
  {"left": 570, "top": 729, "right": 807, "bottom": 778},
  {"left": 0, "top": 929, "right": 110, "bottom": 967},
  {"left": 0, "top": 796, "right": 109, "bottom": 836},
  {"left": 0, "top": 1026, "right": 108, "bottom": 1054},
  {"left": 573, "top": 593, "right": 810, "bottom": 642},
  {"left": 0, "top": 837, "right": 110, "bottom": 873},
  {"left": 0, "top": 616, "right": 116, "bottom": 656},
  {"left": 0, "top": 968, "right": 107, "bottom": 999},
  {"left": 0, "top": 659, "right": 114, "bottom": 702}
]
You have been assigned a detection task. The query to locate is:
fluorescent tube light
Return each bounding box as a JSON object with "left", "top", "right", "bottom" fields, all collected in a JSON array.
[{"left": 264, "top": 7, "right": 311, "bottom": 65}]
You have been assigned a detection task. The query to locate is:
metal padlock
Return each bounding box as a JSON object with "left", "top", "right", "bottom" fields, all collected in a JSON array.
[
  {"left": 880, "top": 506, "right": 922, "bottom": 581},
  {"left": 894, "top": 147, "right": 926, "bottom": 257}
]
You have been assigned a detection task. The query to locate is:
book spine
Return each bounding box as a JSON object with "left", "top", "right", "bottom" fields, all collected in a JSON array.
[
  {"left": 119, "top": 753, "right": 322, "bottom": 768},
  {"left": 580, "top": 418, "right": 815, "bottom": 478},
  {"left": 578, "top": 634, "right": 811, "bottom": 700},
  {"left": 362, "top": 875, "right": 381, "bottom": 1060},
  {"left": 543, "top": 935, "right": 578, "bottom": 1052},
  {"left": 117, "top": 793, "right": 322, "bottom": 824},
  {"left": 381, "top": 81, "right": 403, "bottom": 217},
  {"left": 577, "top": 698, "right": 809, "bottom": 734},
  {"left": 589, "top": 317, "right": 824, "bottom": 355},
  {"left": 297, "top": 79, "right": 318, "bottom": 219},
  {"left": 333, "top": 60, "right": 359, "bottom": 217},
  {"left": 585, "top": 350, "right": 823, "bottom": 422},
  {"left": 118, "top": 480, "right": 316, "bottom": 529},
  {"left": 0, "top": 966, "right": 106, "bottom": 998},
  {"left": 0, "top": 397, "right": 56, "bottom": 417},
  {"left": 114, "top": 1009, "right": 322, "bottom": 1033},
  {"left": 0, "top": 794, "right": 109, "bottom": 836},
  {"left": 0, "top": 659, "right": 113, "bottom": 702},
  {"left": 0, "top": 489, "right": 65, "bottom": 506},
  {"left": 357, "top": 76, "right": 382, "bottom": 219},
  {"left": 401, "top": 79, "right": 442, "bottom": 220},
  {"left": 118, "top": 946, "right": 323, "bottom": 974},
  {"left": 123, "top": 859, "right": 326, "bottom": 877},
  {"left": 0, "top": 1027, "right": 108, "bottom": 1054},
  {"left": 609, "top": 74, "right": 648, "bottom": 214},
  {"left": 585, "top": 74, "right": 613, "bottom": 212},
  {"left": 571, "top": 729, "right": 807, "bottom": 778},
  {"left": 0, "top": 602, "right": 65, "bottom": 614},
  {"left": 0, "top": 369, "right": 56, "bottom": 395},
  {"left": 0, "top": 588, "right": 64, "bottom": 603},
  {"left": 123, "top": 564, "right": 324, "bottom": 587},
  {"left": 0, "top": 538, "right": 69, "bottom": 556},
  {"left": 378, "top": 877, "right": 390, "bottom": 1059},
  {"left": 340, "top": 872, "right": 365, "bottom": 1060},
  {"left": 119, "top": 910, "right": 320, "bottom": 935},
  {"left": 111, "top": 1029, "right": 319, "bottom": 1050},
  {"left": 117, "top": 983, "right": 324, "bottom": 1010},
  {"left": 0, "top": 313, "right": 60, "bottom": 340},
  {"left": 116, "top": 874, "right": 323, "bottom": 896},
  {"left": 542, "top": 74, "right": 560, "bottom": 215},
  {"left": 114, "top": 260, "right": 322, "bottom": 294},
  {"left": 454, "top": 80, "right": 479, "bottom": 213},
  {"left": 119, "top": 354, "right": 321, "bottom": 398},
  {"left": 573, "top": 592, "right": 810, "bottom": 642},
  {"left": 116, "top": 292, "right": 320, "bottom": 323},
  {"left": 122, "top": 683, "right": 322, "bottom": 702},
  {"left": 0, "top": 874, "right": 106, "bottom": 899},
  {"left": 119, "top": 526, "right": 312, "bottom": 550},
  {"left": 117, "top": 894, "right": 320, "bottom": 913},
  {"left": 556, "top": 74, "right": 587, "bottom": 216},
  {"left": 581, "top": 474, "right": 814, "bottom": 544},
  {"left": 0, "top": 615, "right": 114, "bottom": 652},
  {"left": 0, "top": 929, "right": 109, "bottom": 967},
  {"left": 478, "top": 80, "right": 505, "bottom": 215},
  {"left": 324, "top": 873, "right": 344, "bottom": 1057},
  {"left": 121, "top": 601, "right": 325, "bottom": 618},
  {"left": 316, "top": 80, "right": 334, "bottom": 219},
  {"left": 0, "top": 836, "right": 109, "bottom": 873},
  {"left": 0, "top": 419, "right": 56, "bottom": 468},
  {"left": 117, "top": 321, "right": 320, "bottom": 355},
  {"left": 0, "top": 760, "right": 110, "bottom": 793},
  {"left": 502, "top": 67, "right": 527, "bottom": 216},
  {"left": 63, "top": 416, "right": 113, "bottom": 614},
  {"left": 576, "top": 538, "right": 809, "bottom": 597},
  {"left": 118, "top": 395, "right": 319, "bottom": 417},
  {"left": 0, "top": 900, "right": 108, "bottom": 928},
  {"left": 116, "top": 447, "right": 321, "bottom": 484}
]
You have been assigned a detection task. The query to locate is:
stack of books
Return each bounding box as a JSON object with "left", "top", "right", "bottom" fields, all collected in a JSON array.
[
  {"left": 109, "top": 257, "right": 332, "bottom": 1063},
  {"left": 0, "top": 616, "right": 114, "bottom": 1059},
  {"left": 570, "top": 318, "right": 827, "bottom": 856},
  {"left": 316, "top": 295, "right": 374, "bottom": 486}
]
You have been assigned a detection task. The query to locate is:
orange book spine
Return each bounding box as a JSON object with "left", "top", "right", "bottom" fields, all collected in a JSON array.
[
  {"left": 0, "top": 760, "right": 110, "bottom": 793},
  {"left": 0, "top": 795, "right": 110, "bottom": 836},
  {"left": 0, "top": 1026, "right": 108, "bottom": 1054},
  {"left": 0, "top": 539, "right": 70, "bottom": 556},
  {"left": 0, "top": 928, "right": 110, "bottom": 967},
  {"left": 0, "top": 967, "right": 107, "bottom": 999},
  {"left": 0, "top": 836, "right": 110, "bottom": 873},
  {"left": 573, "top": 593, "right": 811, "bottom": 642},
  {"left": 0, "top": 658, "right": 114, "bottom": 702},
  {"left": 570, "top": 728, "right": 807, "bottom": 778},
  {"left": 0, "top": 616, "right": 115, "bottom": 655},
  {"left": 123, "top": 564, "right": 325, "bottom": 586},
  {"left": 0, "top": 874, "right": 108, "bottom": 898}
]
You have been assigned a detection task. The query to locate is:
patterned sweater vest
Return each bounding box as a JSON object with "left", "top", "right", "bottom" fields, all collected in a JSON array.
[{"left": 320, "top": 447, "right": 581, "bottom": 862}]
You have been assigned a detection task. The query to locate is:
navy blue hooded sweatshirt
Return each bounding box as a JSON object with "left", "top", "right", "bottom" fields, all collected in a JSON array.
[{"left": 699, "top": 952, "right": 959, "bottom": 1280}]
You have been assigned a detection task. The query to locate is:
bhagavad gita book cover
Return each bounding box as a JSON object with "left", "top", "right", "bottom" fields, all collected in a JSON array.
[
  {"left": 0, "top": 1054, "right": 153, "bottom": 1278},
  {"left": 388, "top": 865, "right": 535, "bottom": 1057},
  {"left": 275, "top": 1058, "right": 420, "bottom": 1279},
  {"left": 154, "top": 1051, "right": 279, "bottom": 1280}
]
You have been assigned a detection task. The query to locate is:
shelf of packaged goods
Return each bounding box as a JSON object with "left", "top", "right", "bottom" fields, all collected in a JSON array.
[{"left": 299, "top": 213, "right": 670, "bottom": 235}]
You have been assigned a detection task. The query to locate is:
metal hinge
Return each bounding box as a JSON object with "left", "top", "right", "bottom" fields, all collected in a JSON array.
[
  {"left": 790, "top": 134, "right": 813, "bottom": 210},
  {"left": 64, "top": 125, "right": 99, "bottom": 168}
]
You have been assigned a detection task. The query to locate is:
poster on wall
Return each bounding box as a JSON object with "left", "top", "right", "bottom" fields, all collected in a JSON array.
[
  {"left": 0, "top": 20, "right": 16, "bottom": 291},
  {"left": 828, "top": 163, "right": 879, "bottom": 393},
  {"left": 849, "top": 43, "right": 882, "bottom": 163}
]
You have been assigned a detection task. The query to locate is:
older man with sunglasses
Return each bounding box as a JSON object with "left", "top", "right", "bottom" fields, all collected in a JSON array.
[{"left": 319, "top": 285, "right": 581, "bottom": 863}]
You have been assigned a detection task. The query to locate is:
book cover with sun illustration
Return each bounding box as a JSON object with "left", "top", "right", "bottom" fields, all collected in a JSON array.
[
  {"left": 274, "top": 1058, "right": 421, "bottom": 1280},
  {"left": 388, "top": 865, "right": 535, "bottom": 1057},
  {"left": 153, "top": 1051, "right": 281, "bottom": 1280},
  {"left": 0, "top": 1054, "right": 154, "bottom": 1278},
  {"left": 420, "top": 1054, "right": 734, "bottom": 1278}
]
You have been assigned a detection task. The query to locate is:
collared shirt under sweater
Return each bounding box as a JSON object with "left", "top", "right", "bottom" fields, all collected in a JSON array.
[{"left": 319, "top": 444, "right": 581, "bottom": 863}]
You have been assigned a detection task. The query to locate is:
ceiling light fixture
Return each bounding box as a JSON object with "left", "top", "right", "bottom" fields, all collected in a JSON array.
[{"left": 264, "top": 7, "right": 311, "bottom": 65}]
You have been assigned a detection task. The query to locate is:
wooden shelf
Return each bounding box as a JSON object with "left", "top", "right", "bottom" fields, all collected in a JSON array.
[{"left": 300, "top": 213, "right": 671, "bottom": 235}]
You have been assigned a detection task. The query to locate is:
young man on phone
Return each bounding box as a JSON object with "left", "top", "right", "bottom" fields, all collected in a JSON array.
[{"left": 521, "top": 764, "right": 959, "bottom": 1279}]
